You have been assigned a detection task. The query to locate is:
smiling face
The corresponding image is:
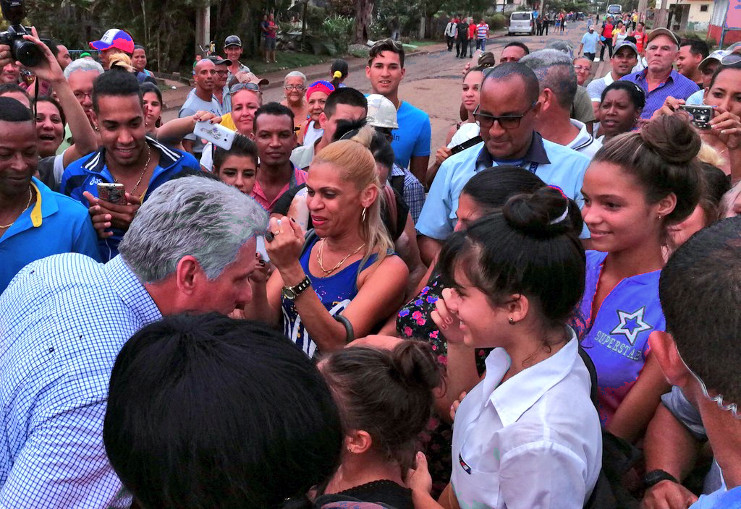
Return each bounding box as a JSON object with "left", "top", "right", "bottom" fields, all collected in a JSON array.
[
  {"left": 253, "top": 113, "right": 295, "bottom": 168},
  {"left": 214, "top": 154, "right": 257, "bottom": 195},
  {"left": 611, "top": 46, "right": 639, "bottom": 77},
  {"left": 94, "top": 94, "right": 147, "bottom": 169},
  {"left": 283, "top": 76, "right": 306, "bottom": 104},
  {"left": 132, "top": 48, "right": 147, "bottom": 72},
  {"left": 599, "top": 88, "right": 640, "bottom": 137},
  {"left": 461, "top": 70, "right": 483, "bottom": 114},
  {"left": 677, "top": 45, "right": 702, "bottom": 78},
  {"left": 1, "top": 62, "right": 20, "bottom": 84},
  {"left": 0, "top": 120, "right": 37, "bottom": 199},
  {"left": 704, "top": 67, "right": 741, "bottom": 118},
  {"left": 365, "top": 51, "right": 405, "bottom": 98},
  {"left": 224, "top": 45, "right": 242, "bottom": 63},
  {"left": 68, "top": 69, "right": 100, "bottom": 124},
  {"left": 306, "top": 161, "right": 368, "bottom": 237},
  {"left": 645, "top": 35, "right": 679, "bottom": 75},
  {"left": 581, "top": 161, "right": 666, "bottom": 253},
  {"left": 573, "top": 58, "right": 592, "bottom": 86},
  {"left": 34, "top": 101, "right": 65, "bottom": 158},
  {"left": 307, "top": 91, "right": 329, "bottom": 123},
  {"left": 231, "top": 89, "right": 261, "bottom": 136}
]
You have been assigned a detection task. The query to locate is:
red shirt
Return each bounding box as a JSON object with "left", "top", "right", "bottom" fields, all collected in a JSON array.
[
  {"left": 602, "top": 23, "right": 614, "bottom": 38},
  {"left": 468, "top": 23, "right": 476, "bottom": 38}
]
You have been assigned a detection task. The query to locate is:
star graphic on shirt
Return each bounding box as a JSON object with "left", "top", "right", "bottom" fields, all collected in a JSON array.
[{"left": 610, "top": 307, "right": 653, "bottom": 345}]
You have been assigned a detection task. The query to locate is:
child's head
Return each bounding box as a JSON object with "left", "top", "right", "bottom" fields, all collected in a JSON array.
[
  {"left": 320, "top": 341, "right": 440, "bottom": 468},
  {"left": 212, "top": 134, "right": 259, "bottom": 195},
  {"left": 583, "top": 114, "right": 702, "bottom": 253},
  {"left": 439, "top": 187, "right": 585, "bottom": 339}
]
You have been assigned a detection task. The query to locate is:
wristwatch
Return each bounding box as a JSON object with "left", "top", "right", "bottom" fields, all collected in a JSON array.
[
  {"left": 282, "top": 275, "right": 311, "bottom": 300},
  {"left": 643, "top": 469, "right": 679, "bottom": 489}
]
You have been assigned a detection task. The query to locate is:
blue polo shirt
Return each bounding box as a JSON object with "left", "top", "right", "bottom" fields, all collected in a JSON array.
[
  {"left": 60, "top": 137, "right": 200, "bottom": 262},
  {"left": 621, "top": 69, "right": 699, "bottom": 119},
  {"left": 416, "top": 133, "right": 590, "bottom": 240},
  {"left": 0, "top": 178, "right": 100, "bottom": 293},
  {"left": 391, "top": 101, "right": 431, "bottom": 169},
  {"left": 581, "top": 31, "right": 600, "bottom": 54}
]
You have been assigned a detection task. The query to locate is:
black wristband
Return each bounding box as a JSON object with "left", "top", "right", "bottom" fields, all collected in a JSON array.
[
  {"left": 643, "top": 469, "right": 679, "bottom": 489},
  {"left": 334, "top": 314, "right": 355, "bottom": 343}
]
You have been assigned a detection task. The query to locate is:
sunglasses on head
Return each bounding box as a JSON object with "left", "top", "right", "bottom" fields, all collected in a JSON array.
[{"left": 230, "top": 83, "right": 260, "bottom": 94}]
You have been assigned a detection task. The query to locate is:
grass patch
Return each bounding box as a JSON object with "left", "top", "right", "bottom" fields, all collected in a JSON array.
[
  {"left": 244, "top": 52, "right": 333, "bottom": 74},
  {"left": 405, "top": 40, "right": 440, "bottom": 47}
]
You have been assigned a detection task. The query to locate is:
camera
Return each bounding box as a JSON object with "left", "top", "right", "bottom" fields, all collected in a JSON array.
[{"left": 0, "top": 0, "right": 43, "bottom": 67}]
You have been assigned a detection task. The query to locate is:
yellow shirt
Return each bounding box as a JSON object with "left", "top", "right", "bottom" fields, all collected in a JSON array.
[{"left": 220, "top": 113, "right": 237, "bottom": 131}]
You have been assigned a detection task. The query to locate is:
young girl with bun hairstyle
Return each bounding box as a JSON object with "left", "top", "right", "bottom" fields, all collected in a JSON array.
[
  {"left": 317, "top": 341, "right": 441, "bottom": 509},
  {"left": 409, "top": 188, "right": 602, "bottom": 509},
  {"left": 578, "top": 114, "right": 702, "bottom": 442}
]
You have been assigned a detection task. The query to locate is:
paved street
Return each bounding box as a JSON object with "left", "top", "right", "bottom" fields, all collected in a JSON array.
[{"left": 165, "top": 19, "right": 600, "bottom": 153}]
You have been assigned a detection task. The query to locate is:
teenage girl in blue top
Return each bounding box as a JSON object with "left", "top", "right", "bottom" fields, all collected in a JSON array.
[
  {"left": 246, "top": 126, "right": 409, "bottom": 358},
  {"left": 578, "top": 114, "right": 702, "bottom": 442}
]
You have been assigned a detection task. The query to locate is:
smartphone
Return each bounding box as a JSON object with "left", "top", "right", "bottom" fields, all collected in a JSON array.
[
  {"left": 256, "top": 235, "right": 270, "bottom": 262},
  {"left": 97, "top": 183, "right": 126, "bottom": 205},
  {"left": 679, "top": 105, "right": 713, "bottom": 130},
  {"left": 450, "top": 136, "right": 483, "bottom": 155},
  {"left": 194, "top": 121, "right": 236, "bottom": 150}
]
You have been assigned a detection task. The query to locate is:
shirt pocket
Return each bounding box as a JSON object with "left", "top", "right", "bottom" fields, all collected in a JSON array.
[{"left": 454, "top": 448, "right": 502, "bottom": 508}]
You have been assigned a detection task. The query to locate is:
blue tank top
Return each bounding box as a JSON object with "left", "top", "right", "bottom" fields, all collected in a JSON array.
[
  {"left": 575, "top": 250, "right": 666, "bottom": 425},
  {"left": 282, "top": 235, "right": 378, "bottom": 358}
]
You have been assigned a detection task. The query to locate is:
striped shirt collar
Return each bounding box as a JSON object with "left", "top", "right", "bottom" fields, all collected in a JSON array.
[{"left": 82, "top": 136, "right": 182, "bottom": 174}]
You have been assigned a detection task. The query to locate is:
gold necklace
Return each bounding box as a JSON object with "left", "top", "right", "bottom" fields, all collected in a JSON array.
[
  {"left": 317, "top": 239, "right": 366, "bottom": 275},
  {"left": 112, "top": 145, "right": 151, "bottom": 195},
  {"left": 0, "top": 188, "right": 33, "bottom": 229}
]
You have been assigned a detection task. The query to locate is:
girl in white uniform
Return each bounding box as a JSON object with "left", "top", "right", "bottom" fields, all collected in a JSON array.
[{"left": 408, "top": 188, "right": 602, "bottom": 509}]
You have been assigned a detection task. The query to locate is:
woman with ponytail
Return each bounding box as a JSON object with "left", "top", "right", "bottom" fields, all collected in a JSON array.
[
  {"left": 330, "top": 59, "right": 349, "bottom": 89},
  {"left": 246, "top": 126, "right": 409, "bottom": 358},
  {"left": 578, "top": 114, "right": 702, "bottom": 443},
  {"left": 409, "top": 187, "right": 602, "bottom": 509}
]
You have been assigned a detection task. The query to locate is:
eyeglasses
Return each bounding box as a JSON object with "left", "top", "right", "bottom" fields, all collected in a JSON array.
[
  {"left": 473, "top": 103, "right": 536, "bottom": 130},
  {"left": 284, "top": 84, "right": 306, "bottom": 91},
  {"left": 73, "top": 91, "right": 93, "bottom": 101},
  {"left": 216, "top": 70, "right": 228, "bottom": 76},
  {"left": 230, "top": 83, "right": 261, "bottom": 94}
]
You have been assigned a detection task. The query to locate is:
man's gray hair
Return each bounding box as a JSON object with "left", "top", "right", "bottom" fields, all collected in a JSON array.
[
  {"left": 520, "top": 49, "right": 577, "bottom": 111},
  {"left": 118, "top": 176, "right": 268, "bottom": 283},
  {"left": 64, "top": 58, "right": 104, "bottom": 80},
  {"left": 284, "top": 71, "right": 307, "bottom": 86}
]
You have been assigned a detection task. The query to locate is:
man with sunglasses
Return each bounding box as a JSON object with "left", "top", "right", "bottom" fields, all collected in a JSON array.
[
  {"left": 416, "top": 63, "right": 590, "bottom": 264},
  {"left": 179, "top": 59, "right": 223, "bottom": 159},
  {"left": 366, "top": 39, "right": 431, "bottom": 184}
]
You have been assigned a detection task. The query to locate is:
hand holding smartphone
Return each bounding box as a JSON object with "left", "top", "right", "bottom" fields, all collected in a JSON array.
[{"left": 97, "top": 183, "right": 127, "bottom": 205}]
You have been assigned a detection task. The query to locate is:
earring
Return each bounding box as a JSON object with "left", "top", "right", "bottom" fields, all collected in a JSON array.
[
  {"left": 361, "top": 207, "right": 367, "bottom": 223},
  {"left": 508, "top": 317, "right": 515, "bottom": 325},
  {"left": 657, "top": 214, "right": 663, "bottom": 221}
]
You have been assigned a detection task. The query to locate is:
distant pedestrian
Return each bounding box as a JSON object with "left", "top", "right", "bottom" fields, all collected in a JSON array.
[
  {"left": 445, "top": 17, "right": 457, "bottom": 51},
  {"left": 536, "top": 16, "right": 543, "bottom": 36},
  {"left": 476, "top": 18, "right": 489, "bottom": 52},
  {"left": 467, "top": 18, "right": 476, "bottom": 58},
  {"left": 456, "top": 17, "right": 469, "bottom": 58},
  {"left": 543, "top": 15, "right": 550, "bottom": 35}
]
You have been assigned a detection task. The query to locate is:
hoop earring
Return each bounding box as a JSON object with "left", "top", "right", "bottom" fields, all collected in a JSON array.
[{"left": 362, "top": 207, "right": 367, "bottom": 223}]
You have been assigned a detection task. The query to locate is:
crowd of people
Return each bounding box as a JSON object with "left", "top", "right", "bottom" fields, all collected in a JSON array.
[{"left": 0, "top": 17, "right": 740, "bottom": 509}]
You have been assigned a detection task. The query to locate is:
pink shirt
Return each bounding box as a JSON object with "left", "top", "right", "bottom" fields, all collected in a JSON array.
[{"left": 251, "top": 166, "right": 308, "bottom": 212}]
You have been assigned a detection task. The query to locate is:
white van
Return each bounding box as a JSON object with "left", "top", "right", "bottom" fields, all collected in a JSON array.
[{"left": 508, "top": 11, "right": 534, "bottom": 35}]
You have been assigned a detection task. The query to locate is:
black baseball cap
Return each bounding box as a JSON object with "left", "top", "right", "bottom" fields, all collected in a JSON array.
[
  {"left": 224, "top": 35, "right": 242, "bottom": 48},
  {"left": 208, "top": 55, "right": 232, "bottom": 66}
]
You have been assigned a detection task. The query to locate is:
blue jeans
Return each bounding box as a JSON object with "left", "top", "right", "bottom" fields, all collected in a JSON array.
[{"left": 476, "top": 38, "right": 486, "bottom": 51}]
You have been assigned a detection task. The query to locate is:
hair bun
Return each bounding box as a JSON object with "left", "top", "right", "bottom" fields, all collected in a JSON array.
[
  {"left": 389, "top": 341, "right": 441, "bottom": 392},
  {"left": 503, "top": 187, "right": 583, "bottom": 237},
  {"left": 640, "top": 114, "right": 701, "bottom": 165}
]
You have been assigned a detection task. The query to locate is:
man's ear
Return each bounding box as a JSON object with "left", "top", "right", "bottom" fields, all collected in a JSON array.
[
  {"left": 318, "top": 111, "right": 328, "bottom": 130},
  {"left": 649, "top": 330, "right": 693, "bottom": 388},
  {"left": 174, "top": 255, "right": 205, "bottom": 296}
]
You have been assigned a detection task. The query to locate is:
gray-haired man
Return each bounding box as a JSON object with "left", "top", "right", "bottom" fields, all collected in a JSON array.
[
  {"left": 0, "top": 176, "right": 267, "bottom": 508},
  {"left": 57, "top": 58, "right": 104, "bottom": 154}
]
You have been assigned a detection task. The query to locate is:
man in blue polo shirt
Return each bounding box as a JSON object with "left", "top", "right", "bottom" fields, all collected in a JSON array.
[
  {"left": 61, "top": 70, "right": 199, "bottom": 261},
  {"left": 366, "top": 39, "right": 431, "bottom": 183},
  {"left": 416, "top": 63, "right": 590, "bottom": 264},
  {"left": 621, "top": 28, "right": 699, "bottom": 119},
  {"left": 0, "top": 97, "right": 99, "bottom": 292}
]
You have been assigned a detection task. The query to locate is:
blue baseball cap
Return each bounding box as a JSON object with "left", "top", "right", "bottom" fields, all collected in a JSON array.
[{"left": 89, "top": 29, "right": 135, "bottom": 54}]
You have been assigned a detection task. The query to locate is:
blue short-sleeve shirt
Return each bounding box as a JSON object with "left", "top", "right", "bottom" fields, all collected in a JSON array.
[{"left": 391, "top": 101, "right": 431, "bottom": 169}]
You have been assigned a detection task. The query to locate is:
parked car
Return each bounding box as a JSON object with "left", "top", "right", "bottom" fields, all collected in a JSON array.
[
  {"left": 607, "top": 4, "right": 622, "bottom": 16},
  {"left": 508, "top": 11, "right": 534, "bottom": 35}
]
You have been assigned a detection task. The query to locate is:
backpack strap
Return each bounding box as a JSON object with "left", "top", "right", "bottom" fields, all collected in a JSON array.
[{"left": 578, "top": 345, "right": 599, "bottom": 409}]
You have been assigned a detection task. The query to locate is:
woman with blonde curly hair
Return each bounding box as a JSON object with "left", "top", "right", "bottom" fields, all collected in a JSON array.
[{"left": 246, "top": 126, "right": 409, "bottom": 357}]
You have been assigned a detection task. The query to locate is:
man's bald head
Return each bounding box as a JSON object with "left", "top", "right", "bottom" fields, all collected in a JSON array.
[{"left": 193, "top": 59, "right": 216, "bottom": 93}]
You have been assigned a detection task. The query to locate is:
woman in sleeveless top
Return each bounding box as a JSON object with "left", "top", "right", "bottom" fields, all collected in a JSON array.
[{"left": 246, "top": 126, "right": 409, "bottom": 358}]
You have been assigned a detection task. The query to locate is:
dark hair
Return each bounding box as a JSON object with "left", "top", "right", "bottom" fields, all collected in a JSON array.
[
  {"left": 253, "top": 101, "right": 294, "bottom": 132},
  {"left": 624, "top": 35, "right": 637, "bottom": 44},
  {"left": 45, "top": 38, "right": 61, "bottom": 57},
  {"left": 680, "top": 38, "right": 709, "bottom": 59},
  {"left": 593, "top": 114, "right": 701, "bottom": 224},
  {"left": 438, "top": 187, "right": 585, "bottom": 331},
  {"left": 133, "top": 44, "right": 146, "bottom": 52},
  {"left": 330, "top": 58, "right": 349, "bottom": 88},
  {"left": 332, "top": 118, "right": 367, "bottom": 142},
  {"left": 0, "top": 96, "right": 33, "bottom": 122},
  {"left": 483, "top": 62, "right": 540, "bottom": 104},
  {"left": 464, "top": 65, "right": 485, "bottom": 79},
  {"left": 139, "top": 82, "right": 163, "bottom": 103},
  {"left": 697, "top": 162, "right": 731, "bottom": 222},
  {"left": 34, "top": 96, "right": 66, "bottom": 126},
  {"left": 600, "top": 80, "right": 646, "bottom": 110},
  {"left": 368, "top": 128, "right": 395, "bottom": 170},
  {"left": 659, "top": 216, "right": 741, "bottom": 403},
  {"left": 92, "top": 69, "right": 142, "bottom": 113},
  {"left": 504, "top": 41, "right": 530, "bottom": 55},
  {"left": 708, "top": 63, "right": 741, "bottom": 91},
  {"left": 213, "top": 134, "right": 259, "bottom": 173},
  {"left": 104, "top": 314, "right": 342, "bottom": 509},
  {"left": 368, "top": 39, "right": 405, "bottom": 68},
  {"left": 323, "top": 87, "right": 367, "bottom": 119},
  {"left": 0, "top": 83, "right": 31, "bottom": 105},
  {"left": 462, "top": 165, "right": 546, "bottom": 212},
  {"left": 321, "top": 341, "right": 440, "bottom": 467}
]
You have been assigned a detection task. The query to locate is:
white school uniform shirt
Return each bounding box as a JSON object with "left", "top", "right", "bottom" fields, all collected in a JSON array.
[{"left": 451, "top": 329, "right": 602, "bottom": 509}]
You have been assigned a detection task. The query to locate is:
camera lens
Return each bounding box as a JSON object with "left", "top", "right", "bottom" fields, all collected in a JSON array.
[{"left": 13, "top": 38, "right": 42, "bottom": 67}]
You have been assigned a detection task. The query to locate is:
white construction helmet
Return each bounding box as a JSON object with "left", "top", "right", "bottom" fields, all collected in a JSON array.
[{"left": 366, "top": 94, "right": 399, "bottom": 129}]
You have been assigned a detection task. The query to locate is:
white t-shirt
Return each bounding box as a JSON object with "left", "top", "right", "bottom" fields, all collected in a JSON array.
[{"left": 303, "top": 120, "right": 323, "bottom": 148}]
